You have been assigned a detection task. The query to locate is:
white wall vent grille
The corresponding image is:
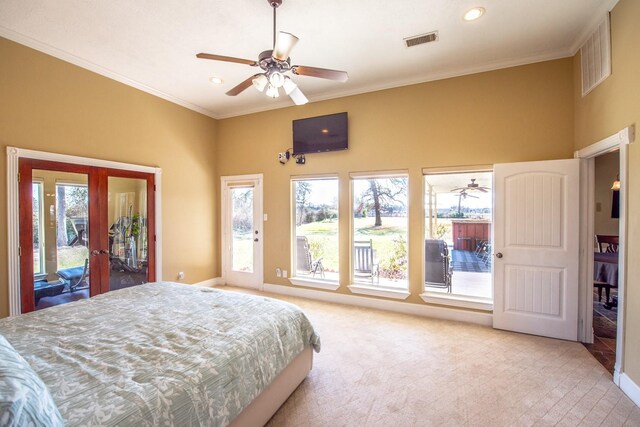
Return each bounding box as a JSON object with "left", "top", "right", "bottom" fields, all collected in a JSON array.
[{"left": 580, "top": 15, "right": 611, "bottom": 97}]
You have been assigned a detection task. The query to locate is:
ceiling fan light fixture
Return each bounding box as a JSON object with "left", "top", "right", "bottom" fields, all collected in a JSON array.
[
  {"left": 272, "top": 32, "right": 299, "bottom": 61},
  {"left": 269, "top": 71, "right": 286, "bottom": 88},
  {"left": 283, "top": 77, "right": 297, "bottom": 95},
  {"left": 289, "top": 87, "right": 308, "bottom": 105},
  {"left": 266, "top": 84, "right": 280, "bottom": 98},
  {"left": 252, "top": 74, "right": 268, "bottom": 92}
]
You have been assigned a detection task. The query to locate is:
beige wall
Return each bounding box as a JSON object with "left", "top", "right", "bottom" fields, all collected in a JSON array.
[
  {"left": 0, "top": 37, "right": 219, "bottom": 317},
  {"left": 594, "top": 150, "right": 620, "bottom": 238},
  {"left": 216, "top": 58, "right": 575, "bottom": 305},
  {"left": 573, "top": 0, "right": 640, "bottom": 386}
]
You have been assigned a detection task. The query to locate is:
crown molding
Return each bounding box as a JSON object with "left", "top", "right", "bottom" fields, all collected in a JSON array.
[{"left": 569, "top": 0, "right": 620, "bottom": 55}]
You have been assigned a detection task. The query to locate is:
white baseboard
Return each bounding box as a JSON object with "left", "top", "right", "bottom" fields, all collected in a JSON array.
[
  {"left": 262, "top": 283, "right": 492, "bottom": 326},
  {"left": 193, "top": 277, "right": 225, "bottom": 287},
  {"left": 619, "top": 373, "right": 640, "bottom": 408}
]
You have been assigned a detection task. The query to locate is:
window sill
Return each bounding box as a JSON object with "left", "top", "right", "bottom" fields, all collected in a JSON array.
[
  {"left": 289, "top": 277, "right": 340, "bottom": 291},
  {"left": 348, "top": 284, "right": 410, "bottom": 300},
  {"left": 420, "top": 292, "right": 493, "bottom": 311}
]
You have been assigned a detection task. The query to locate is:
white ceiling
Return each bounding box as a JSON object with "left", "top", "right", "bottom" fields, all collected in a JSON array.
[{"left": 0, "top": 0, "right": 617, "bottom": 119}]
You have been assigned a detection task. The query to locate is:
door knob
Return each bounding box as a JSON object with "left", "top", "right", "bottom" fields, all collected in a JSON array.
[
  {"left": 495, "top": 252, "right": 503, "bottom": 259},
  {"left": 90, "top": 250, "right": 100, "bottom": 256},
  {"left": 100, "top": 249, "right": 109, "bottom": 255}
]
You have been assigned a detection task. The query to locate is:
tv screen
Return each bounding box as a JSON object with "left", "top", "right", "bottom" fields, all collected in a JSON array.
[{"left": 293, "top": 112, "right": 348, "bottom": 155}]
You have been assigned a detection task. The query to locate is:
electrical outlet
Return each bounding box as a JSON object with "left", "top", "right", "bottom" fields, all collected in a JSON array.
[
  {"left": 283, "top": 270, "right": 288, "bottom": 278},
  {"left": 276, "top": 268, "right": 282, "bottom": 278}
]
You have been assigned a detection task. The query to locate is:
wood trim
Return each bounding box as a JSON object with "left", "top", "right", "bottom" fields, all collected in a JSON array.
[
  {"left": 145, "top": 173, "right": 156, "bottom": 282},
  {"left": 18, "top": 158, "right": 35, "bottom": 313},
  {"left": 97, "top": 169, "right": 110, "bottom": 295}
]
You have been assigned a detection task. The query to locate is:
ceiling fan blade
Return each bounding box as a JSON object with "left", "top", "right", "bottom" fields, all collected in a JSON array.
[
  {"left": 288, "top": 87, "right": 309, "bottom": 105},
  {"left": 477, "top": 188, "right": 488, "bottom": 193},
  {"left": 196, "top": 53, "right": 258, "bottom": 67},
  {"left": 272, "top": 32, "right": 299, "bottom": 61},
  {"left": 226, "top": 75, "right": 259, "bottom": 96},
  {"left": 450, "top": 188, "right": 466, "bottom": 192},
  {"left": 291, "top": 65, "right": 348, "bottom": 82}
]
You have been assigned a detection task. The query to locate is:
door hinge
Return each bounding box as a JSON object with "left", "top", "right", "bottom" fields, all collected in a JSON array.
[
  {"left": 17, "top": 173, "right": 20, "bottom": 183},
  {"left": 153, "top": 185, "right": 156, "bottom": 192},
  {"left": 18, "top": 246, "right": 21, "bottom": 257},
  {"left": 154, "top": 235, "right": 157, "bottom": 243}
]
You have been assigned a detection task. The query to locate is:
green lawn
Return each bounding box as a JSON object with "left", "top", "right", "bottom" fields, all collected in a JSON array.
[{"left": 298, "top": 216, "right": 408, "bottom": 278}]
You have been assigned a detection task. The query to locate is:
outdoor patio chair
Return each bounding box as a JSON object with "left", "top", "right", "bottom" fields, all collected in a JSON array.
[
  {"left": 296, "top": 236, "right": 324, "bottom": 278},
  {"left": 353, "top": 239, "right": 379, "bottom": 284},
  {"left": 424, "top": 239, "right": 452, "bottom": 293}
]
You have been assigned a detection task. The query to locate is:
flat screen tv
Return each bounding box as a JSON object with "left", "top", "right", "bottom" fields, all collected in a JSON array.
[{"left": 292, "top": 112, "right": 348, "bottom": 155}]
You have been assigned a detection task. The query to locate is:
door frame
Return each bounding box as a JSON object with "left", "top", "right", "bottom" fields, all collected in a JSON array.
[
  {"left": 220, "top": 174, "right": 264, "bottom": 289},
  {"left": 6, "top": 147, "right": 162, "bottom": 316},
  {"left": 574, "top": 125, "right": 634, "bottom": 385}
]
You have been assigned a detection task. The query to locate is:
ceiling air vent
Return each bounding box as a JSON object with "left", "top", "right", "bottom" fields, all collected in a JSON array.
[
  {"left": 404, "top": 31, "right": 438, "bottom": 48},
  {"left": 580, "top": 15, "right": 611, "bottom": 96}
]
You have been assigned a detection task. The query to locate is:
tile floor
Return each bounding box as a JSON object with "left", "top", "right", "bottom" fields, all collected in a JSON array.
[{"left": 583, "top": 290, "right": 618, "bottom": 374}]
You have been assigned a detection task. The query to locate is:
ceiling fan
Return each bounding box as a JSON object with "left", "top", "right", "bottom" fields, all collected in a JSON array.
[
  {"left": 196, "top": 0, "right": 348, "bottom": 105},
  {"left": 451, "top": 179, "right": 490, "bottom": 193}
]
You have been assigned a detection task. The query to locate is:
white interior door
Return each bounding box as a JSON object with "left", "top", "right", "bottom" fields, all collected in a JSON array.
[
  {"left": 221, "top": 175, "right": 263, "bottom": 288},
  {"left": 493, "top": 159, "right": 580, "bottom": 340}
]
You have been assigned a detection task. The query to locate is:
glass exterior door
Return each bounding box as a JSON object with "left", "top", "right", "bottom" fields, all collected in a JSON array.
[
  {"left": 19, "top": 159, "right": 156, "bottom": 314},
  {"left": 107, "top": 176, "right": 151, "bottom": 291},
  {"left": 222, "top": 175, "right": 263, "bottom": 287}
]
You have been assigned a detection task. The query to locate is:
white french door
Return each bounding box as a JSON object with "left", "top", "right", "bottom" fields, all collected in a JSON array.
[
  {"left": 221, "top": 174, "right": 263, "bottom": 288},
  {"left": 493, "top": 159, "right": 580, "bottom": 340}
]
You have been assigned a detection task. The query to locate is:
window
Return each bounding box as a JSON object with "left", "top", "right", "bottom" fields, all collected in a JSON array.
[
  {"left": 424, "top": 170, "right": 492, "bottom": 302},
  {"left": 32, "top": 181, "right": 45, "bottom": 276},
  {"left": 351, "top": 174, "right": 408, "bottom": 290},
  {"left": 292, "top": 178, "right": 339, "bottom": 282}
]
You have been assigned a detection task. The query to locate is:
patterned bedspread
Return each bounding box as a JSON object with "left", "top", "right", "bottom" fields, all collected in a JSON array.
[{"left": 0, "top": 282, "right": 320, "bottom": 426}]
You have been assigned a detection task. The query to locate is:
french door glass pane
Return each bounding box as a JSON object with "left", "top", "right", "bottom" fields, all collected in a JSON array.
[
  {"left": 108, "top": 177, "right": 149, "bottom": 291},
  {"left": 231, "top": 187, "right": 254, "bottom": 273},
  {"left": 32, "top": 182, "right": 44, "bottom": 275},
  {"left": 33, "top": 170, "right": 90, "bottom": 310}
]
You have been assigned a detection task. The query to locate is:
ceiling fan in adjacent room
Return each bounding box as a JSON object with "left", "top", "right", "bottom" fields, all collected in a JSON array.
[
  {"left": 196, "top": 0, "right": 348, "bottom": 105},
  {"left": 451, "top": 179, "right": 490, "bottom": 193}
]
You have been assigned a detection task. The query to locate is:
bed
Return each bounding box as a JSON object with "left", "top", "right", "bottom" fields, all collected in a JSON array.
[{"left": 0, "top": 282, "right": 320, "bottom": 426}]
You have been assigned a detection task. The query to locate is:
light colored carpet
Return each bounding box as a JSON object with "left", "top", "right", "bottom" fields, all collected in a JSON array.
[{"left": 223, "top": 287, "right": 640, "bottom": 426}]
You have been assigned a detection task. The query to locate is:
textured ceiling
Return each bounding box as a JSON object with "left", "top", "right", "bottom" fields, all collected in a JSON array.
[{"left": 0, "top": 0, "right": 618, "bottom": 118}]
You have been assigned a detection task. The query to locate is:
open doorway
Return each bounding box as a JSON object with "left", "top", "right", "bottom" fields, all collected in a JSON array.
[{"left": 584, "top": 150, "right": 620, "bottom": 373}]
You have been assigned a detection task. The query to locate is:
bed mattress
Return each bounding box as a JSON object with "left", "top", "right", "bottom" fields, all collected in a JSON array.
[{"left": 0, "top": 282, "right": 320, "bottom": 426}]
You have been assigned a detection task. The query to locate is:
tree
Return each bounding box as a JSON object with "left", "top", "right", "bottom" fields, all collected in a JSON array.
[
  {"left": 358, "top": 179, "right": 407, "bottom": 226},
  {"left": 295, "top": 181, "right": 312, "bottom": 226}
]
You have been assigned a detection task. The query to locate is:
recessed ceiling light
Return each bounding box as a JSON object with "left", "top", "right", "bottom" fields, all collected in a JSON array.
[
  {"left": 209, "top": 76, "right": 224, "bottom": 84},
  {"left": 464, "top": 7, "right": 485, "bottom": 21}
]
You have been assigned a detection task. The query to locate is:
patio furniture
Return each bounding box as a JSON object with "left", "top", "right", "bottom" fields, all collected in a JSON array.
[
  {"left": 296, "top": 236, "right": 324, "bottom": 278},
  {"left": 56, "top": 258, "right": 89, "bottom": 293},
  {"left": 353, "top": 239, "right": 379, "bottom": 284},
  {"left": 425, "top": 239, "right": 452, "bottom": 293},
  {"left": 34, "top": 281, "right": 66, "bottom": 305}
]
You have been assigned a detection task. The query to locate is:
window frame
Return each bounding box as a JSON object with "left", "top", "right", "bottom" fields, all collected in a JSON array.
[
  {"left": 420, "top": 165, "right": 494, "bottom": 311},
  {"left": 347, "top": 170, "right": 411, "bottom": 299},
  {"left": 289, "top": 175, "right": 340, "bottom": 291},
  {"left": 32, "top": 179, "right": 46, "bottom": 278}
]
